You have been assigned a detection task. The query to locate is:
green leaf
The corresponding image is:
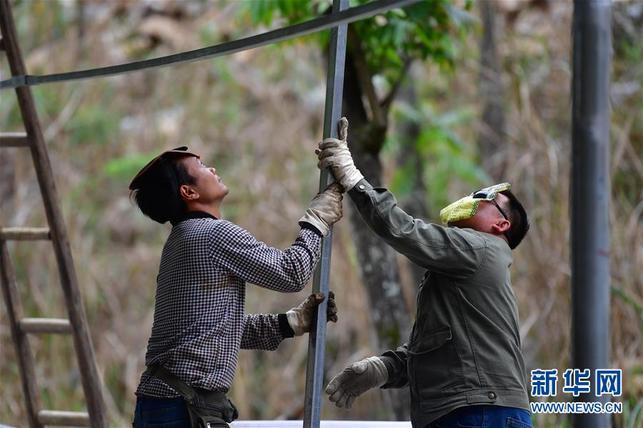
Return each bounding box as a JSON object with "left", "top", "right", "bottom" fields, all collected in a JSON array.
[{"left": 237, "top": 0, "right": 471, "bottom": 86}]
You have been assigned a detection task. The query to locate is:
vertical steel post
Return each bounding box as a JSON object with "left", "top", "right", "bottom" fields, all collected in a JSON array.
[
  {"left": 571, "top": 1, "right": 611, "bottom": 427},
  {"left": 303, "top": 0, "right": 348, "bottom": 427}
]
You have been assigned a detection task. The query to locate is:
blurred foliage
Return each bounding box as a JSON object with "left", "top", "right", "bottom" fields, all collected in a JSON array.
[
  {"left": 67, "top": 104, "right": 119, "bottom": 146},
  {"left": 622, "top": 397, "right": 643, "bottom": 428},
  {"left": 103, "top": 153, "right": 157, "bottom": 183},
  {"left": 247, "top": 0, "right": 331, "bottom": 25},
  {"left": 611, "top": 21, "right": 643, "bottom": 208},
  {"left": 14, "top": 0, "right": 67, "bottom": 52},
  {"left": 242, "top": 0, "right": 474, "bottom": 83},
  {"left": 390, "top": 101, "right": 485, "bottom": 209},
  {"left": 611, "top": 285, "right": 643, "bottom": 328}
]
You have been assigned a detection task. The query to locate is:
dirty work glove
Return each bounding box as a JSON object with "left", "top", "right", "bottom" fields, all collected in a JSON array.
[
  {"left": 325, "top": 356, "right": 388, "bottom": 409},
  {"left": 298, "top": 183, "right": 343, "bottom": 236},
  {"left": 286, "top": 291, "right": 338, "bottom": 336},
  {"left": 316, "top": 117, "right": 364, "bottom": 191}
]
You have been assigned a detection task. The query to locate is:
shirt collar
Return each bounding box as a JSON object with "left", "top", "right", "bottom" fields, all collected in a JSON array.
[{"left": 171, "top": 210, "right": 217, "bottom": 226}]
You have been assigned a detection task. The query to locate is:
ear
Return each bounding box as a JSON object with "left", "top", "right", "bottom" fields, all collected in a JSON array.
[
  {"left": 179, "top": 184, "right": 199, "bottom": 202},
  {"left": 491, "top": 219, "right": 511, "bottom": 234}
]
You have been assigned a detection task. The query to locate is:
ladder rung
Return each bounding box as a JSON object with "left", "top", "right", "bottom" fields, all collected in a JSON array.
[
  {"left": 0, "top": 132, "right": 29, "bottom": 147},
  {"left": 0, "top": 227, "right": 51, "bottom": 241},
  {"left": 20, "top": 318, "right": 71, "bottom": 334},
  {"left": 38, "top": 410, "right": 90, "bottom": 426}
]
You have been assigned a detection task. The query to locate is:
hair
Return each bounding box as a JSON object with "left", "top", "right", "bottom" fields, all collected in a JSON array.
[
  {"left": 500, "top": 190, "right": 530, "bottom": 249},
  {"left": 129, "top": 156, "right": 195, "bottom": 224}
]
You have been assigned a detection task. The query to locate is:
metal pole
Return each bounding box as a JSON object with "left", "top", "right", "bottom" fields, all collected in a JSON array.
[
  {"left": 303, "top": 1, "right": 348, "bottom": 427},
  {"left": 571, "top": 1, "right": 611, "bottom": 428}
]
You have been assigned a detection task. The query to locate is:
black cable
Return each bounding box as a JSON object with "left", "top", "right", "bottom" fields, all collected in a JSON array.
[{"left": 0, "top": 0, "right": 418, "bottom": 90}]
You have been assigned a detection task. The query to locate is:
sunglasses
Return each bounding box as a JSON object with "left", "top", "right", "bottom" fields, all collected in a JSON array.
[{"left": 471, "top": 183, "right": 512, "bottom": 221}]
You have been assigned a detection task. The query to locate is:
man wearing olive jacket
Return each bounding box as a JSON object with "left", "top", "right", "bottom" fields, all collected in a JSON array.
[{"left": 318, "top": 119, "right": 533, "bottom": 428}]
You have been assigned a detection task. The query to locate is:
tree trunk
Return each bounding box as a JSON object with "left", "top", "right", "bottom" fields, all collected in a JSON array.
[
  {"left": 341, "top": 48, "right": 411, "bottom": 420},
  {"left": 478, "top": 0, "right": 507, "bottom": 181}
]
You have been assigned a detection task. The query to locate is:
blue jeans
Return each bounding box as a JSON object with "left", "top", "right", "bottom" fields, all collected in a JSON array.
[
  {"left": 428, "top": 405, "right": 533, "bottom": 428},
  {"left": 133, "top": 396, "right": 190, "bottom": 428}
]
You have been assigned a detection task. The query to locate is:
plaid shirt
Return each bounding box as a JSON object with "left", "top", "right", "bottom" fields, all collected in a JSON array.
[{"left": 136, "top": 211, "right": 322, "bottom": 398}]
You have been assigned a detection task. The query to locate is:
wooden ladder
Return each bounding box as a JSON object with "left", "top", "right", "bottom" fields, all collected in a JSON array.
[{"left": 0, "top": 1, "right": 107, "bottom": 426}]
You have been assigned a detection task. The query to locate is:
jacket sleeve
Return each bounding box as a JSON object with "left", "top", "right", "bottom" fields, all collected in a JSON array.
[
  {"left": 209, "top": 221, "right": 322, "bottom": 292},
  {"left": 380, "top": 344, "right": 410, "bottom": 389},
  {"left": 348, "top": 179, "right": 487, "bottom": 279},
  {"left": 240, "top": 313, "right": 294, "bottom": 350}
]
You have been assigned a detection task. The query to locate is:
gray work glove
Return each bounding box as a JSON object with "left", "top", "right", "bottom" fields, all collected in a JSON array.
[
  {"left": 286, "top": 291, "right": 338, "bottom": 336},
  {"left": 316, "top": 117, "right": 364, "bottom": 191},
  {"left": 298, "top": 183, "right": 343, "bottom": 236},
  {"left": 325, "top": 356, "right": 388, "bottom": 409}
]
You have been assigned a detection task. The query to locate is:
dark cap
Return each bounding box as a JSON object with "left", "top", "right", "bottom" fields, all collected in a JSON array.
[{"left": 128, "top": 146, "right": 199, "bottom": 190}]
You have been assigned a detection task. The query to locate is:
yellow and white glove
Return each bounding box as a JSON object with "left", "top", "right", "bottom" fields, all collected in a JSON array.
[
  {"left": 286, "top": 292, "right": 338, "bottom": 336},
  {"left": 325, "top": 356, "right": 388, "bottom": 409},
  {"left": 317, "top": 117, "right": 364, "bottom": 191},
  {"left": 298, "top": 183, "right": 343, "bottom": 236}
]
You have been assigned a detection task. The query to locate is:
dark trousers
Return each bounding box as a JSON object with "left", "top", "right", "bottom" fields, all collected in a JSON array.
[
  {"left": 133, "top": 396, "right": 190, "bottom": 428},
  {"left": 428, "top": 405, "right": 533, "bottom": 428}
]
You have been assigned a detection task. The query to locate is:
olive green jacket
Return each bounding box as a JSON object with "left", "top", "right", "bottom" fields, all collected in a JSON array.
[{"left": 348, "top": 179, "right": 530, "bottom": 427}]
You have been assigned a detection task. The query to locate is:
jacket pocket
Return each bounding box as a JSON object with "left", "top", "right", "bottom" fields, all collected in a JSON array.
[
  {"left": 408, "top": 326, "right": 464, "bottom": 399},
  {"left": 408, "top": 326, "right": 452, "bottom": 355}
]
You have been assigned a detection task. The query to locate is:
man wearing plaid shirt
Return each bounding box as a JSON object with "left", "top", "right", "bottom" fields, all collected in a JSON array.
[{"left": 128, "top": 147, "right": 343, "bottom": 427}]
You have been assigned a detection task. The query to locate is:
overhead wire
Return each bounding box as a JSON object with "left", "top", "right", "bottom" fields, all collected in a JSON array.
[{"left": 0, "top": 0, "right": 419, "bottom": 90}]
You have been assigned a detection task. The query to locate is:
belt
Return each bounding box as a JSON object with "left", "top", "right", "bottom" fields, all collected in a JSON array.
[{"left": 143, "top": 365, "right": 238, "bottom": 425}]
